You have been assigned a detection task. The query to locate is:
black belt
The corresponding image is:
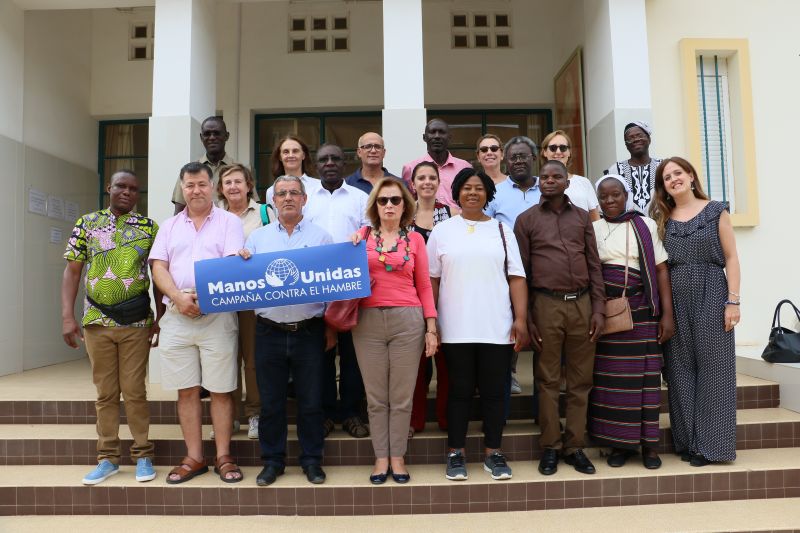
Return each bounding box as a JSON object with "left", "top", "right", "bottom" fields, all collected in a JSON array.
[
  {"left": 534, "top": 287, "right": 589, "bottom": 301},
  {"left": 256, "top": 315, "right": 321, "bottom": 332}
]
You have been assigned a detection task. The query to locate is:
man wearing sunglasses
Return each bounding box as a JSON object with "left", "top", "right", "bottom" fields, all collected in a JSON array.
[
  {"left": 304, "top": 144, "right": 371, "bottom": 441},
  {"left": 345, "top": 132, "right": 401, "bottom": 194},
  {"left": 401, "top": 119, "right": 472, "bottom": 210}
]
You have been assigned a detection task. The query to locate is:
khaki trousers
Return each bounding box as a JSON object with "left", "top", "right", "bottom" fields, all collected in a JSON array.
[
  {"left": 532, "top": 292, "right": 596, "bottom": 454},
  {"left": 234, "top": 310, "right": 260, "bottom": 418},
  {"left": 352, "top": 306, "right": 425, "bottom": 458},
  {"left": 83, "top": 325, "right": 153, "bottom": 463}
]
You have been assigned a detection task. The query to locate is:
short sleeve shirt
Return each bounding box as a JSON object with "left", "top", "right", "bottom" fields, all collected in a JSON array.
[{"left": 64, "top": 209, "right": 158, "bottom": 327}]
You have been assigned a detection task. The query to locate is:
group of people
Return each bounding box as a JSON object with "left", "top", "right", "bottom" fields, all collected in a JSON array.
[{"left": 60, "top": 115, "right": 741, "bottom": 488}]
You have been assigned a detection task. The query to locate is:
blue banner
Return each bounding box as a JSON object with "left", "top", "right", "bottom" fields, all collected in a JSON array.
[{"left": 194, "top": 242, "right": 371, "bottom": 313}]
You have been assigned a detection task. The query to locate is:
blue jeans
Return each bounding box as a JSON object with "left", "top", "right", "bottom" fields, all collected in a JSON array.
[
  {"left": 255, "top": 318, "right": 325, "bottom": 468},
  {"left": 322, "top": 332, "right": 365, "bottom": 421}
]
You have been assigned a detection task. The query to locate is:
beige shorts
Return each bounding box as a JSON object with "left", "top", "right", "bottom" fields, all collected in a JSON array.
[{"left": 158, "top": 308, "right": 239, "bottom": 393}]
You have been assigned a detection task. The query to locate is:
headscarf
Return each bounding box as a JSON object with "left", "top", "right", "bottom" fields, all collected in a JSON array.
[
  {"left": 595, "top": 174, "right": 661, "bottom": 316},
  {"left": 623, "top": 121, "right": 653, "bottom": 138}
]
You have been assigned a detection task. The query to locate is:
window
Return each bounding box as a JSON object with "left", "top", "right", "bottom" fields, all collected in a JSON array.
[
  {"left": 128, "top": 21, "right": 153, "bottom": 61},
  {"left": 98, "top": 120, "right": 149, "bottom": 215},
  {"left": 680, "top": 39, "right": 759, "bottom": 225},
  {"left": 450, "top": 11, "right": 511, "bottom": 49},
  {"left": 696, "top": 55, "right": 735, "bottom": 209},
  {"left": 289, "top": 13, "right": 349, "bottom": 53}
]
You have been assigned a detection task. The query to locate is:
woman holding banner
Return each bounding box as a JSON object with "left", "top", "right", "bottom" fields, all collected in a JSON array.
[{"left": 351, "top": 177, "right": 438, "bottom": 484}]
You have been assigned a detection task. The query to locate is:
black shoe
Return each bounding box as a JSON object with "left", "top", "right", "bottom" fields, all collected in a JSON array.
[
  {"left": 256, "top": 464, "right": 284, "bottom": 486},
  {"left": 391, "top": 469, "right": 410, "bottom": 484},
  {"left": 369, "top": 470, "right": 389, "bottom": 485},
  {"left": 564, "top": 449, "right": 596, "bottom": 475},
  {"left": 678, "top": 450, "right": 692, "bottom": 462},
  {"left": 303, "top": 464, "right": 327, "bottom": 484},
  {"left": 538, "top": 448, "right": 559, "bottom": 476},
  {"left": 643, "top": 453, "right": 663, "bottom": 470},
  {"left": 607, "top": 448, "right": 633, "bottom": 468},
  {"left": 323, "top": 418, "right": 335, "bottom": 438},
  {"left": 690, "top": 454, "right": 711, "bottom": 467}
]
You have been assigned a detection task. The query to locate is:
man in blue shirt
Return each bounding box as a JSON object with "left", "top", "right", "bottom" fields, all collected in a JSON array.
[
  {"left": 239, "top": 175, "right": 333, "bottom": 487},
  {"left": 344, "top": 132, "right": 400, "bottom": 194}
]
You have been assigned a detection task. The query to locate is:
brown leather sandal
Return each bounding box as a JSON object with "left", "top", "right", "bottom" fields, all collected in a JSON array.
[
  {"left": 214, "top": 455, "right": 243, "bottom": 483},
  {"left": 166, "top": 456, "right": 208, "bottom": 485}
]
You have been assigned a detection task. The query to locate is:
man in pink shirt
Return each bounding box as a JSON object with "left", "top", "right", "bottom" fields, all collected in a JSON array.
[
  {"left": 401, "top": 118, "right": 472, "bottom": 211},
  {"left": 150, "top": 161, "right": 245, "bottom": 485}
]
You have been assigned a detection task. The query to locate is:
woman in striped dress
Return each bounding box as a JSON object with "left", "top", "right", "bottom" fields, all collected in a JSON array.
[{"left": 588, "top": 174, "right": 675, "bottom": 469}]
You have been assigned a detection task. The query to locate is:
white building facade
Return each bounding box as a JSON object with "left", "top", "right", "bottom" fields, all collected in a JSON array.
[{"left": 0, "top": 0, "right": 796, "bottom": 376}]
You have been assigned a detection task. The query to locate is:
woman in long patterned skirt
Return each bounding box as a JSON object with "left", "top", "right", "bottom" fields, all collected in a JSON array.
[
  {"left": 589, "top": 174, "right": 675, "bottom": 469},
  {"left": 651, "top": 157, "right": 741, "bottom": 467}
]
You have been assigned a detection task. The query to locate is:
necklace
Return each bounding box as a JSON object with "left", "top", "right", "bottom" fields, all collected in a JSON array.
[
  {"left": 602, "top": 219, "right": 625, "bottom": 242},
  {"left": 374, "top": 228, "right": 411, "bottom": 272},
  {"left": 463, "top": 216, "right": 485, "bottom": 234}
]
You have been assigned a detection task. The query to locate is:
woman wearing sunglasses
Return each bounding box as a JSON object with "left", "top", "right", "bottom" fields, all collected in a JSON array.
[
  {"left": 539, "top": 130, "right": 600, "bottom": 221},
  {"left": 476, "top": 134, "right": 507, "bottom": 185},
  {"left": 408, "top": 162, "right": 451, "bottom": 438},
  {"left": 351, "top": 178, "right": 438, "bottom": 484},
  {"left": 427, "top": 167, "right": 529, "bottom": 482}
]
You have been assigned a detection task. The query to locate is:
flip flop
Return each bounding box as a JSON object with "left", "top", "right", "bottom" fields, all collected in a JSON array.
[
  {"left": 214, "top": 455, "right": 244, "bottom": 484},
  {"left": 166, "top": 456, "right": 208, "bottom": 485}
]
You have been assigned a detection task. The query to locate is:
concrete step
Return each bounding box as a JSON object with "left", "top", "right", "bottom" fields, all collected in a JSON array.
[
  {"left": 1, "top": 408, "right": 797, "bottom": 467},
  {"left": 0, "top": 447, "right": 798, "bottom": 516},
  {"left": 0, "top": 373, "right": 779, "bottom": 425}
]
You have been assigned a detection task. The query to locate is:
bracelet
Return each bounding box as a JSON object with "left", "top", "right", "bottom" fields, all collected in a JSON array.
[
  {"left": 725, "top": 300, "right": 741, "bottom": 306},
  {"left": 426, "top": 330, "right": 437, "bottom": 335},
  {"left": 728, "top": 290, "right": 740, "bottom": 297}
]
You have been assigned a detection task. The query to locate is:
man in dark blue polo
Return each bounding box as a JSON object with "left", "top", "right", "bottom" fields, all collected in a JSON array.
[{"left": 344, "top": 132, "right": 400, "bottom": 194}]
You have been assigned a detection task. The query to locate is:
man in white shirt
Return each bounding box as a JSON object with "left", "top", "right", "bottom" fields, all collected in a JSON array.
[{"left": 304, "top": 144, "right": 371, "bottom": 439}]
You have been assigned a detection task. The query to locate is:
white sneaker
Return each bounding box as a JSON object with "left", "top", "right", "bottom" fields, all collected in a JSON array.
[
  {"left": 210, "top": 419, "right": 241, "bottom": 439},
  {"left": 248, "top": 416, "right": 259, "bottom": 439},
  {"left": 510, "top": 375, "right": 522, "bottom": 395}
]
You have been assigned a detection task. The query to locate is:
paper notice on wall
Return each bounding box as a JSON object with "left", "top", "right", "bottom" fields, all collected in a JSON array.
[
  {"left": 28, "top": 188, "right": 47, "bottom": 216},
  {"left": 47, "top": 195, "right": 64, "bottom": 220},
  {"left": 49, "top": 227, "right": 62, "bottom": 244},
  {"left": 64, "top": 201, "right": 80, "bottom": 223}
]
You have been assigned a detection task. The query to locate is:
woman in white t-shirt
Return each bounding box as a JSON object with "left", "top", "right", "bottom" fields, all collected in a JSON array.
[
  {"left": 539, "top": 130, "right": 600, "bottom": 221},
  {"left": 427, "top": 167, "right": 529, "bottom": 482}
]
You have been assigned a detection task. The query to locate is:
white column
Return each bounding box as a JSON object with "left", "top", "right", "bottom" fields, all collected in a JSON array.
[
  {"left": 381, "top": 0, "right": 427, "bottom": 173},
  {"left": 582, "top": 0, "right": 652, "bottom": 177},
  {"left": 147, "top": 0, "right": 216, "bottom": 381}
]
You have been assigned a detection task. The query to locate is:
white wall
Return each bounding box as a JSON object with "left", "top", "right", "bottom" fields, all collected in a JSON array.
[
  {"left": 647, "top": 0, "right": 800, "bottom": 347},
  {"left": 0, "top": 0, "right": 24, "bottom": 142}
]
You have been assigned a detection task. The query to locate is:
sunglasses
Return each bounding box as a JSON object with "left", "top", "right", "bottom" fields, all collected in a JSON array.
[
  {"left": 547, "top": 144, "right": 570, "bottom": 153},
  {"left": 478, "top": 145, "right": 501, "bottom": 153},
  {"left": 376, "top": 196, "right": 403, "bottom": 206}
]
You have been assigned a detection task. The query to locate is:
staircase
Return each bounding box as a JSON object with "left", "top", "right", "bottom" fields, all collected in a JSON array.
[{"left": 0, "top": 357, "right": 798, "bottom": 517}]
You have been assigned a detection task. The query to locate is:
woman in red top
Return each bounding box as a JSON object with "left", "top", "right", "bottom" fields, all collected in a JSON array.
[{"left": 352, "top": 177, "right": 438, "bottom": 485}]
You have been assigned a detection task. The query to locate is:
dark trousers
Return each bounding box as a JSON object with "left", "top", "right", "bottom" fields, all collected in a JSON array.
[
  {"left": 255, "top": 318, "right": 325, "bottom": 468},
  {"left": 322, "top": 331, "right": 365, "bottom": 421},
  {"left": 444, "top": 343, "right": 513, "bottom": 450}
]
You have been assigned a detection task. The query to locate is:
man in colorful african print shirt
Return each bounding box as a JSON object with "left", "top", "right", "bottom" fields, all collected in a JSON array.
[{"left": 61, "top": 170, "right": 161, "bottom": 486}]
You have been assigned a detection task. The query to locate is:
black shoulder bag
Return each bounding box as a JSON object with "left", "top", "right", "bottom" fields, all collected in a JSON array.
[{"left": 761, "top": 299, "right": 800, "bottom": 363}]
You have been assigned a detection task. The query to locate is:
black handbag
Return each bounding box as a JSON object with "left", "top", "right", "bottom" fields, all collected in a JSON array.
[
  {"left": 761, "top": 299, "right": 800, "bottom": 364},
  {"left": 86, "top": 292, "right": 152, "bottom": 325}
]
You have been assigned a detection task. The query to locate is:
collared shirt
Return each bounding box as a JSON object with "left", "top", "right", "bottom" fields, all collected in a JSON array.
[
  {"left": 171, "top": 154, "right": 261, "bottom": 204},
  {"left": 484, "top": 177, "right": 541, "bottom": 227},
  {"left": 401, "top": 152, "right": 473, "bottom": 210},
  {"left": 513, "top": 195, "right": 606, "bottom": 315},
  {"left": 344, "top": 167, "right": 400, "bottom": 194},
  {"left": 245, "top": 218, "right": 333, "bottom": 323},
  {"left": 149, "top": 206, "right": 244, "bottom": 304},
  {"left": 303, "top": 182, "right": 369, "bottom": 242},
  {"left": 217, "top": 197, "right": 266, "bottom": 239},
  {"left": 265, "top": 173, "right": 322, "bottom": 212},
  {"left": 64, "top": 209, "right": 158, "bottom": 327}
]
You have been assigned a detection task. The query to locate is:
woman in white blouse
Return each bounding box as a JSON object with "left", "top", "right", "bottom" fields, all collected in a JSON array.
[{"left": 539, "top": 130, "right": 600, "bottom": 221}]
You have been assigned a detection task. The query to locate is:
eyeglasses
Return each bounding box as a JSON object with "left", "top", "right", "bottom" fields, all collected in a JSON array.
[
  {"left": 376, "top": 196, "right": 403, "bottom": 206},
  {"left": 200, "top": 130, "right": 225, "bottom": 139},
  {"left": 359, "top": 143, "right": 384, "bottom": 151},
  {"left": 274, "top": 190, "right": 304, "bottom": 198},
  {"left": 508, "top": 154, "right": 532, "bottom": 162},
  {"left": 547, "top": 144, "right": 570, "bottom": 153},
  {"left": 317, "top": 155, "right": 343, "bottom": 163},
  {"left": 478, "top": 145, "right": 501, "bottom": 153}
]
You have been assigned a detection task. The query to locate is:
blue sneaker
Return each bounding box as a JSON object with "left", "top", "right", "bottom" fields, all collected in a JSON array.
[
  {"left": 136, "top": 457, "right": 156, "bottom": 482},
  {"left": 82, "top": 459, "right": 119, "bottom": 485}
]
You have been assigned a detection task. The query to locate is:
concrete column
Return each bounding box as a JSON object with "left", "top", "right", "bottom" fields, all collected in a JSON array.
[
  {"left": 582, "top": 0, "right": 652, "bottom": 178},
  {"left": 381, "top": 0, "right": 427, "bottom": 173},
  {"left": 148, "top": 0, "right": 216, "bottom": 381}
]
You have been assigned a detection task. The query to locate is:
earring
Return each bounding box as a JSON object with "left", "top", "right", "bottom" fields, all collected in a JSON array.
[{"left": 691, "top": 182, "right": 695, "bottom": 190}]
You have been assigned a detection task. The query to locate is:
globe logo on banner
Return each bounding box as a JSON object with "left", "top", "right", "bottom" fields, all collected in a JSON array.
[{"left": 264, "top": 258, "right": 300, "bottom": 287}]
